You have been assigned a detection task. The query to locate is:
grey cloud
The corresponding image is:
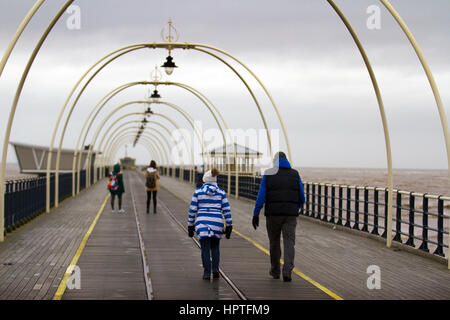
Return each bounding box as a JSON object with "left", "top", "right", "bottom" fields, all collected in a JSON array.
[{"left": 1, "top": 0, "right": 449, "bottom": 168}]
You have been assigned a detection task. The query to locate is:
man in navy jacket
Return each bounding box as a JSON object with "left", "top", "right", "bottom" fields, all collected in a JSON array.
[{"left": 252, "top": 151, "right": 305, "bottom": 282}]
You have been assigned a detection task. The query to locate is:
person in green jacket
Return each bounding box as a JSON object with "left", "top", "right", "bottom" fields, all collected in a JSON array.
[{"left": 108, "top": 163, "right": 125, "bottom": 213}]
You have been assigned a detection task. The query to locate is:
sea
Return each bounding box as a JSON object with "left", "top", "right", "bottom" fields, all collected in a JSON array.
[{"left": 5, "top": 163, "right": 448, "bottom": 196}]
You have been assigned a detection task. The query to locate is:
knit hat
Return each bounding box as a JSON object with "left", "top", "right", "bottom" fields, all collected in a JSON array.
[{"left": 202, "top": 168, "right": 219, "bottom": 183}]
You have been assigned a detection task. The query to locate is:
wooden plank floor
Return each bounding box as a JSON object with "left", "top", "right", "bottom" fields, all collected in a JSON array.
[
  {"left": 0, "top": 179, "right": 109, "bottom": 300},
  {"left": 62, "top": 175, "right": 147, "bottom": 300},
  {"left": 133, "top": 171, "right": 331, "bottom": 300},
  {"left": 129, "top": 171, "right": 238, "bottom": 300},
  {"left": 2, "top": 170, "right": 448, "bottom": 300},
  {"left": 160, "top": 175, "right": 450, "bottom": 300}
]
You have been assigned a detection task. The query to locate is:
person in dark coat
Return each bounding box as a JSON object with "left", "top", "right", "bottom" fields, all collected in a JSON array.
[
  {"left": 252, "top": 151, "right": 305, "bottom": 282},
  {"left": 144, "top": 160, "right": 160, "bottom": 214},
  {"left": 108, "top": 163, "right": 125, "bottom": 213}
]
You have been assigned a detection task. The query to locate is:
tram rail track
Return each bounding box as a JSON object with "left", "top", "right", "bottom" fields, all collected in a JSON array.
[
  {"left": 130, "top": 170, "right": 248, "bottom": 300},
  {"left": 127, "top": 173, "right": 154, "bottom": 300}
]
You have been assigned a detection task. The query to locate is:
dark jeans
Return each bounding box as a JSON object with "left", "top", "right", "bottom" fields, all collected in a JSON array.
[
  {"left": 111, "top": 193, "right": 122, "bottom": 210},
  {"left": 146, "top": 190, "right": 157, "bottom": 212},
  {"left": 199, "top": 237, "right": 220, "bottom": 275},
  {"left": 266, "top": 215, "right": 297, "bottom": 277}
]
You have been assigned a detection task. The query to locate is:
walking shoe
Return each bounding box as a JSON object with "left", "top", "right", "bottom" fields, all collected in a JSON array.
[
  {"left": 212, "top": 271, "right": 220, "bottom": 279},
  {"left": 118, "top": 209, "right": 125, "bottom": 213},
  {"left": 111, "top": 209, "right": 116, "bottom": 213},
  {"left": 283, "top": 275, "right": 292, "bottom": 282},
  {"left": 270, "top": 271, "right": 280, "bottom": 279},
  {"left": 202, "top": 274, "right": 211, "bottom": 280}
]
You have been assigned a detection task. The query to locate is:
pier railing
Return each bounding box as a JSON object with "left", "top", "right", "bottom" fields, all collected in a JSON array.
[
  {"left": 4, "top": 170, "right": 88, "bottom": 232},
  {"left": 301, "top": 183, "right": 449, "bottom": 258},
  {"left": 160, "top": 166, "right": 449, "bottom": 259}
]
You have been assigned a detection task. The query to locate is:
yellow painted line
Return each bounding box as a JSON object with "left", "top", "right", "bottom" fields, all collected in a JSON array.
[
  {"left": 233, "top": 229, "right": 344, "bottom": 300},
  {"left": 53, "top": 194, "right": 110, "bottom": 300},
  {"left": 162, "top": 183, "right": 344, "bottom": 300}
]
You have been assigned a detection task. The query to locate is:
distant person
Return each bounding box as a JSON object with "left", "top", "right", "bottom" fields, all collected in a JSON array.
[
  {"left": 108, "top": 163, "right": 125, "bottom": 213},
  {"left": 145, "top": 160, "right": 160, "bottom": 214},
  {"left": 252, "top": 152, "right": 305, "bottom": 282},
  {"left": 195, "top": 164, "right": 204, "bottom": 188},
  {"left": 188, "top": 168, "right": 233, "bottom": 280}
]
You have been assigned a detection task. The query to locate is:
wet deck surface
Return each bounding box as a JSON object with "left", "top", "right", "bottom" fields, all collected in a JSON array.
[
  {"left": 0, "top": 170, "right": 449, "bottom": 300},
  {"left": 161, "top": 175, "right": 450, "bottom": 300}
]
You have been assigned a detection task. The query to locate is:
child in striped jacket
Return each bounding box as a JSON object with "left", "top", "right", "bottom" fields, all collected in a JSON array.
[{"left": 188, "top": 168, "right": 232, "bottom": 280}]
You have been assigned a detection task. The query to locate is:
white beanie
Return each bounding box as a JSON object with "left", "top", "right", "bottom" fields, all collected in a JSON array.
[{"left": 202, "top": 170, "right": 217, "bottom": 183}]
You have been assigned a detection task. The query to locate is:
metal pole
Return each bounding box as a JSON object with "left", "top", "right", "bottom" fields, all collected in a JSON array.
[
  {"left": 69, "top": 81, "right": 229, "bottom": 196},
  {"left": 0, "top": 0, "right": 45, "bottom": 78},
  {"left": 0, "top": 1, "right": 73, "bottom": 241},
  {"left": 48, "top": 45, "right": 147, "bottom": 208},
  {"left": 379, "top": 0, "right": 450, "bottom": 268},
  {"left": 327, "top": 0, "right": 394, "bottom": 248}
]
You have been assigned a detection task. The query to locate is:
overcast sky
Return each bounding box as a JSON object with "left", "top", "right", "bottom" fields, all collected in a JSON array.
[{"left": 0, "top": 0, "right": 449, "bottom": 169}]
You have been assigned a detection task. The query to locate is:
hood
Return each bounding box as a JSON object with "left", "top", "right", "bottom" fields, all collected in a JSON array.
[
  {"left": 113, "top": 163, "right": 121, "bottom": 173},
  {"left": 273, "top": 157, "right": 291, "bottom": 169},
  {"left": 147, "top": 167, "right": 157, "bottom": 173},
  {"left": 201, "top": 182, "right": 219, "bottom": 196}
]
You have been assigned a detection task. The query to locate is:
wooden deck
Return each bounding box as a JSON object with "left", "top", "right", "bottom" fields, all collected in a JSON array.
[
  {"left": 0, "top": 180, "right": 107, "bottom": 300},
  {"left": 160, "top": 175, "right": 450, "bottom": 300},
  {"left": 0, "top": 170, "right": 449, "bottom": 300}
]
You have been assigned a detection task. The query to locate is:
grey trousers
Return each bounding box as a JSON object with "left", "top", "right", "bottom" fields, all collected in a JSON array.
[{"left": 266, "top": 215, "right": 297, "bottom": 277}]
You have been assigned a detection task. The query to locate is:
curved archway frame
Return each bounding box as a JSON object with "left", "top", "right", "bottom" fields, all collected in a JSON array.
[
  {"left": 45, "top": 43, "right": 280, "bottom": 211},
  {"left": 85, "top": 100, "right": 206, "bottom": 185},
  {"left": 90, "top": 102, "right": 209, "bottom": 185},
  {"left": 104, "top": 113, "right": 187, "bottom": 181},
  {"left": 108, "top": 135, "right": 165, "bottom": 170},
  {"left": 64, "top": 81, "right": 238, "bottom": 204},
  {"left": 107, "top": 137, "right": 157, "bottom": 168},
  {"left": 75, "top": 110, "right": 189, "bottom": 195},
  {"left": 108, "top": 135, "right": 162, "bottom": 168},
  {"left": 97, "top": 120, "right": 175, "bottom": 169},
  {"left": 106, "top": 129, "right": 171, "bottom": 166},
  {"left": 109, "top": 137, "right": 156, "bottom": 165},
  {"left": 96, "top": 116, "right": 190, "bottom": 181},
  {"left": 108, "top": 125, "right": 173, "bottom": 165},
  {"left": 0, "top": 2, "right": 447, "bottom": 266},
  {"left": 106, "top": 132, "right": 170, "bottom": 172},
  {"left": 94, "top": 111, "right": 196, "bottom": 182}
]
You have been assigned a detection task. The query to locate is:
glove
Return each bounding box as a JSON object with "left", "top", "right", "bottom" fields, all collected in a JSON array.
[
  {"left": 188, "top": 225, "right": 195, "bottom": 238},
  {"left": 225, "top": 225, "right": 233, "bottom": 239},
  {"left": 252, "top": 215, "right": 259, "bottom": 230}
]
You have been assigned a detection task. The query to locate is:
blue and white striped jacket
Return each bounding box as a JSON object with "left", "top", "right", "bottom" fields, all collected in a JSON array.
[{"left": 188, "top": 182, "right": 232, "bottom": 239}]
